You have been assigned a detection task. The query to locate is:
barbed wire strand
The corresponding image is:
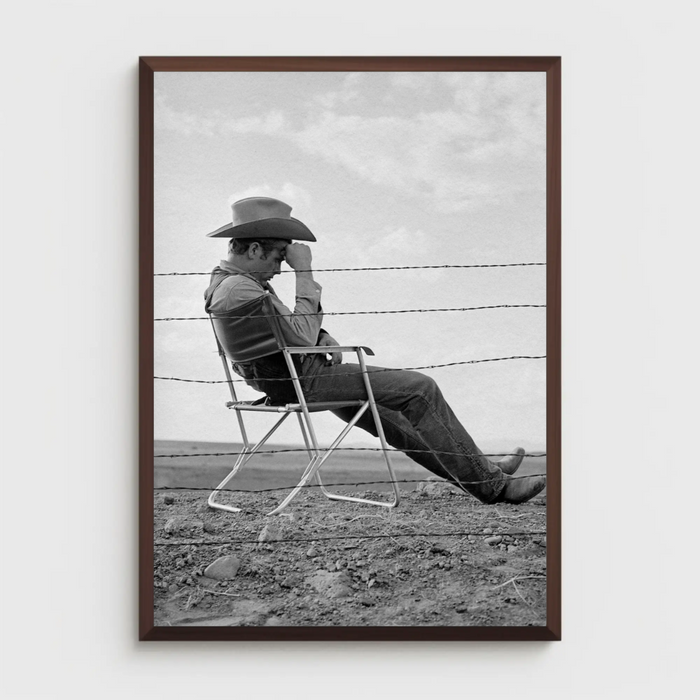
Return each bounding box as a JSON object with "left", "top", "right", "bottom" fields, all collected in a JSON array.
[
  {"left": 153, "top": 473, "right": 547, "bottom": 495},
  {"left": 156, "top": 304, "right": 545, "bottom": 322},
  {"left": 155, "top": 355, "right": 546, "bottom": 385},
  {"left": 155, "top": 447, "right": 546, "bottom": 460},
  {"left": 155, "top": 262, "right": 547, "bottom": 277},
  {"left": 154, "top": 530, "right": 548, "bottom": 547}
]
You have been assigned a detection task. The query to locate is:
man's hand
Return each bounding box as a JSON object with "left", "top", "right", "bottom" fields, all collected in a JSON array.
[
  {"left": 284, "top": 243, "right": 312, "bottom": 272},
  {"left": 318, "top": 332, "right": 342, "bottom": 366}
]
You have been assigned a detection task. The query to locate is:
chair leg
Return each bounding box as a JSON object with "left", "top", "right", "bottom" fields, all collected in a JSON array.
[
  {"left": 269, "top": 401, "right": 403, "bottom": 515},
  {"left": 207, "top": 446, "right": 250, "bottom": 513},
  {"left": 317, "top": 456, "right": 400, "bottom": 508},
  {"left": 208, "top": 412, "right": 291, "bottom": 513},
  {"left": 296, "top": 412, "right": 319, "bottom": 463},
  {"left": 294, "top": 399, "right": 401, "bottom": 510},
  {"left": 373, "top": 414, "right": 401, "bottom": 508},
  {"left": 297, "top": 409, "right": 327, "bottom": 498},
  {"left": 354, "top": 351, "right": 401, "bottom": 508},
  {"left": 266, "top": 403, "right": 371, "bottom": 516}
]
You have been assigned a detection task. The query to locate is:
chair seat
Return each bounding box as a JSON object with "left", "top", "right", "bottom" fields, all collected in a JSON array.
[{"left": 226, "top": 399, "right": 366, "bottom": 413}]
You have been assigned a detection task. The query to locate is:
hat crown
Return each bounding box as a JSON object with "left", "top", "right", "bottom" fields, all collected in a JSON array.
[
  {"left": 207, "top": 195, "right": 316, "bottom": 240},
  {"left": 231, "top": 197, "right": 292, "bottom": 227}
]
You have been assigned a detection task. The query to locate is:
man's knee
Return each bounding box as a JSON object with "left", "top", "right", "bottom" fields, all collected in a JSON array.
[
  {"left": 413, "top": 371, "right": 438, "bottom": 392},
  {"left": 399, "top": 370, "right": 439, "bottom": 399}
]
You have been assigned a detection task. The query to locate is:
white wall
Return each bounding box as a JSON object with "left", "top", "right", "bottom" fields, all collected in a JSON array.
[{"left": 1, "top": 2, "right": 697, "bottom": 698}]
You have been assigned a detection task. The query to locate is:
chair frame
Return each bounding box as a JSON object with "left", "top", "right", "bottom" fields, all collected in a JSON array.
[{"left": 208, "top": 293, "right": 400, "bottom": 516}]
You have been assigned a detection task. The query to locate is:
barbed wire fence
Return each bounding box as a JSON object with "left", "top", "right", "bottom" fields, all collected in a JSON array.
[{"left": 152, "top": 261, "right": 549, "bottom": 550}]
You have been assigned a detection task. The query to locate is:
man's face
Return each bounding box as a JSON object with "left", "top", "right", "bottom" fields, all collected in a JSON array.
[{"left": 249, "top": 242, "right": 287, "bottom": 283}]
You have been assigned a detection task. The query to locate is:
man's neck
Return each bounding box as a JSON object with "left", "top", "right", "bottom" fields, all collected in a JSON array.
[{"left": 225, "top": 256, "right": 269, "bottom": 286}]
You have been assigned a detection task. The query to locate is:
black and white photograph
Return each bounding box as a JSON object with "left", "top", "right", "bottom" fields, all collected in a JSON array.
[{"left": 143, "top": 57, "right": 560, "bottom": 638}]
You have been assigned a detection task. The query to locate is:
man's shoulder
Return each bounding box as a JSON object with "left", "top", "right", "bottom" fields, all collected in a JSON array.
[
  {"left": 209, "top": 274, "right": 266, "bottom": 311},
  {"left": 215, "top": 273, "right": 261, "bottom": 290}
]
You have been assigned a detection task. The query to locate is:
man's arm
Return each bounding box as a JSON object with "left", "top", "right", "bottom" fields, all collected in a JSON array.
[
  {"left": 284, "top": 244, "right": 341, "bottom": 364},
  {"left": 268, "top": 243, "right": 324, "bottom": 346}
]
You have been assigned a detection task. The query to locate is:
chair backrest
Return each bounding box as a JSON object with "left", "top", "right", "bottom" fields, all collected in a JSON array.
[{"left": 210, "top": 293, "right": 286, "bottom": 364}]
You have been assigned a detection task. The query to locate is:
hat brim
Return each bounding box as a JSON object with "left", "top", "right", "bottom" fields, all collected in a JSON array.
[{"left": 206, "top": 217, "right": 316, "bottom": 242}]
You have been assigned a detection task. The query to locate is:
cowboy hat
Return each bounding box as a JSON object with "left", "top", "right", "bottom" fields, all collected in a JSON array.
[{"left": 206, "top": 196, "right": 316, "bottom": 241}]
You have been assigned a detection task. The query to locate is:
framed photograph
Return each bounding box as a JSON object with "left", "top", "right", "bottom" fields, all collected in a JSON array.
[{"left": 140, "top": 56, "right": 561, "bottom": 641}]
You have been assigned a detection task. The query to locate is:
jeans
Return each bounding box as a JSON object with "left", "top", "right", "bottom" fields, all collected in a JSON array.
[{"left": 299, "top": 355, "right": 507, "bottom": 503}]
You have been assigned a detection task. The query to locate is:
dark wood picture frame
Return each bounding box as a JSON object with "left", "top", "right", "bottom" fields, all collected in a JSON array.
[{"left": 139, "top": 56, "right": 561, "bottom": 641}]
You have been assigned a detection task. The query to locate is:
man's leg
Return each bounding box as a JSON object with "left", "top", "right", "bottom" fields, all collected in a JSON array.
[
  {"left": 330, "top": 403, "right": 457, "bottom": 482},
  {"left": 301, "top": 358, "right": 540, "bottom": 503}
]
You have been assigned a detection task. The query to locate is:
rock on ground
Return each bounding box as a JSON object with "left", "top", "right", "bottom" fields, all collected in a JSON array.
[
  {"left": 415, "top": 477, "right": 462, "bottom": 496},
  {"left": 163, "top": 516, "right": 204, "bottom": 537},
  {"left": 203, "top": 555, "right": 242, "bottom": 580},
  {"left": 258, "top": 521, "right": 282, "bottom": 544},
  {"left": 306, "top": 570, "right": 354, "bottom": 599}
]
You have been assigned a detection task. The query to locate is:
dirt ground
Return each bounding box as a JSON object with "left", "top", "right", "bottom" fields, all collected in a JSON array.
[{"left": 153, "top": 478, "right": 547, "bottom": 628}]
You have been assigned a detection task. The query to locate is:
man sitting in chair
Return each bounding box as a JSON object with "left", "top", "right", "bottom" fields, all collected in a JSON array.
[{"left": 204, "top": 196, "right": 546, "bottom": 505}]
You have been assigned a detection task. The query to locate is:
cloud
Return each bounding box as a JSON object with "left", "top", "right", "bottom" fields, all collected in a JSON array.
[
  {"left": 220, "top": 110, "right": 287, "bottom": 135},
  {"left": 292, "top": 104, "right": 542, "bottom": 211},
  {"left": 156, "top": 72, "right": 545, "bottom": 213},
  {"left": 294, "top": 73, "right": 545, "bottom": 211},
  {"left": 312, "top": 73, "right": 364, "bottom": 109},
  {"left": 155, "top": 91, "right": 286, "bottom": 137},
  {"left": 364, "top": 226, "right": 430, "bottom": 261},
  {"left": 155, "top": 91, "right": 216, "bottom": 136},
  {"left": 337, "top": 225, "right": 443, "bottom": 283},
  {"left": 227, "top": 182, "right": 312, "bottom": 210},
  {"left": 389, "top": 73, "right": 437, "bottom": 92}
]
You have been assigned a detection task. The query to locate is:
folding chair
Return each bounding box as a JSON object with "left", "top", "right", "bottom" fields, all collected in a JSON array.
[{"left": 208, "top": 292, "right": 400, "bottom": 516}]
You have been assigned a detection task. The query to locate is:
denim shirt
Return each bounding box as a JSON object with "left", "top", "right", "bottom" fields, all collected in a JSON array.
[
  {"left": 204, "top": 260, "right": 326, "bottom": 401},
  {"left": 204, "top": 259, "right": 324, "bottom": 346}
]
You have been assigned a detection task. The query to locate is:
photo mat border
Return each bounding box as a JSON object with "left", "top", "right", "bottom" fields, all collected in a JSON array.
[{"left": 139, "top": 55, "right": 561, "bottom": 642}]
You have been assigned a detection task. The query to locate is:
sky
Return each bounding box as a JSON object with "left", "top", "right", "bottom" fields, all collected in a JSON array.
[{"left": 153, "top": 70, "right": 547, "bottom": 451}]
